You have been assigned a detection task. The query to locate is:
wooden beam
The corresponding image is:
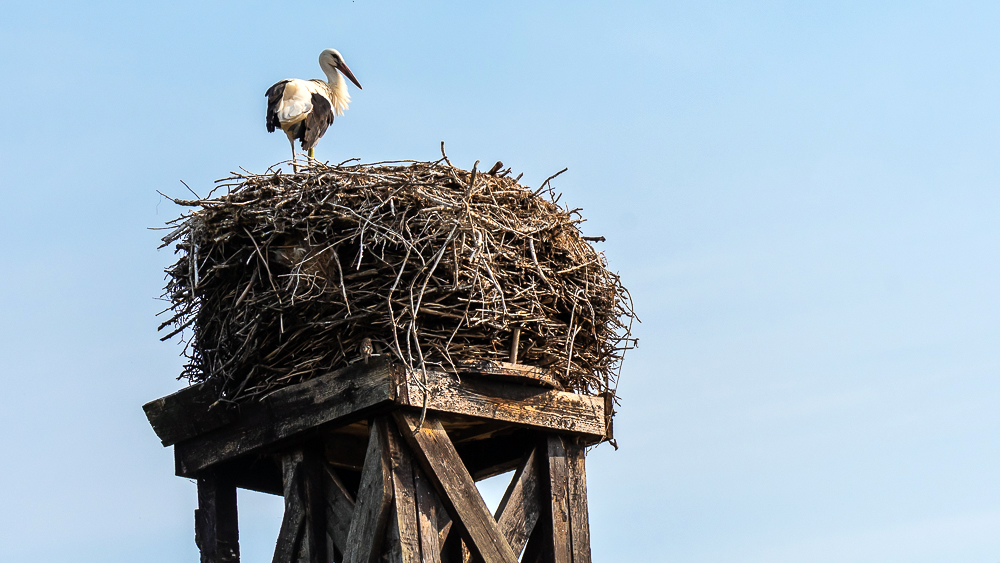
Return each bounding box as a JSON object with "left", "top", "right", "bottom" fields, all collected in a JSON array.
[
  {"left": 302, "top": 447, "right": 328, "bottom": 563},
  {"left": 494, "top": 448, "right": 542, "bottom": 558},
  {"left": 144, "top": 380, "right": 235, "bottom": 446},
  {"left": 414, "top": 466, "right": 442, "bottom": 563},
  {"left": 385, "top": 421, "right": 421, "bottom": 563},
  {"left": 323, "top": 465, "right": 356, "bottom": 557},
  {"left": 393, "top": 411, "right": 518, "bottom": 563},
  {"left": 465, "top": 448, "right": 543, "bottom": 563},
  {"left": 195, "top": 471, "right": 240, "bottom": 563},
  {"left": 456, "top": 360, "right": 561, "bottom": 389},
  {"left": 396, "top": 369, "right": 605, "bottom": 439},
  {"left": 344, "top": 417, "right": 393, "bottom": 563},
  {"left": 566, "top": 442, "right": 592, "bottom": 563},
  {"left": 546, "top": 435, "right": 572, "bottom": 563},
  {"left": 174, "top": 360, "right": 397, "bottom": 477},
  {"left": 272, "top": 452, "right": 307, "bottom": 563}
]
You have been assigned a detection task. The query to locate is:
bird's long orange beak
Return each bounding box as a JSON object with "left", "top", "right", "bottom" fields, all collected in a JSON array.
[{"left": 339, "top": 64, "right": 363, "bottom": 90}]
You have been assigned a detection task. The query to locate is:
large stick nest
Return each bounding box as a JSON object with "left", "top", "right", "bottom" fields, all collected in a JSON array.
[{"left": 159, "top": 156, "right": 636, "bottom": 408}]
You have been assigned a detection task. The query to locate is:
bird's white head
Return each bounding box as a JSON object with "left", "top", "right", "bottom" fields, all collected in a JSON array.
[{"left": 319, "top": 48, "right": 363, "bottom": 90}]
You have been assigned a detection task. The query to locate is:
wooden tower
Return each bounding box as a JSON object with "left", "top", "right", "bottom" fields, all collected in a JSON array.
[{"left": 144, "top": 358, "right": 611, "bottom": 563}]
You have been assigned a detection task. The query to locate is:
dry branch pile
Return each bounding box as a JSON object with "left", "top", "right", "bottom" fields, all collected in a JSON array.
[{"left": 158, "top": 155, "right": 636, "bottom": 407}]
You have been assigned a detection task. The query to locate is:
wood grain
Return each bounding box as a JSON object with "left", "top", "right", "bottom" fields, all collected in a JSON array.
[
  {"left": 344, "top": 417, "right": 393, "bottom": 563},
  {"left": 174, "top": 360, "right": 397, "bottom": 477},
  {"left": 495, "top": 448, "right": 542, "bottom": 558},
  {"left": 546, "top": 435, "right": 571, "bottom": 563},
  {"left": 323, "top": 465, "right": 356, "bottom": 557},
  {"left": 415, "top": 466, "right": 442, "bottom": 563},
  {"left": 272, "top": 452, "right": 306, "bottom": 563},
  {"left": 393, "top": 411, "right": 517, "bottom": 563},
  {"left": 386, "top": 421, "right": 421, "bottom": 563},
  {"left": 566, "top": 442, "right": 592, "bottom": 563},
  {"left": 396, "top": 369, "right": 605, "bottom": 438}
]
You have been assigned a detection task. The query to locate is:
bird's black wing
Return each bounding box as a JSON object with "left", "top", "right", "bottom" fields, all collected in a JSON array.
[
  {"left": 265, "top": 80, "right": 289, "bottom": 133},
  {"left": 301, "top": 92, "right": 334, "bottom": 150}
]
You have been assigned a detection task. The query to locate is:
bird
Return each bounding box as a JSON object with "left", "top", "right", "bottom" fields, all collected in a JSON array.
[
  {"left": 360, "top": 337, "right": 373, "bottom": 364},
  {"left": 265, "top": 49, "right": 362, "bottom": 170}
]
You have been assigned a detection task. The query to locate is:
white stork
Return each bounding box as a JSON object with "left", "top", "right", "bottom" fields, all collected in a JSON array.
[{"left": 266, "top": 49, "right": 362, "bottom": 168}]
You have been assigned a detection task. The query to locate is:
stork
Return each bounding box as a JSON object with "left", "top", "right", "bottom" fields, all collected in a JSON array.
[{"left": 266, "top": 49, "right": 362, "bottom": 170}]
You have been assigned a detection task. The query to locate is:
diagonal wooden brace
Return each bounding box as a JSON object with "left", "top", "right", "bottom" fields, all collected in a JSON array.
[
  {"left": 343, "top": 417, "right": 393, "bottom": 563},
  {"left": 393, "top": 411, "right": 519, "bottom": 563}
]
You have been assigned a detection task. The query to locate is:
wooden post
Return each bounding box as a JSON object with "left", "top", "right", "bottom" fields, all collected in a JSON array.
[
  {"left": 393, "top": 411, "right": 518, "bottom": 563},
  {"left": 323, "top": 465, "right": 356, "bottom": 559},
  {"left": 196, "top": 471, "right": 240, "bottom": 563},
  {"left": 272, "top": 452, "right": 306, "bottom": 563},
  {"left": 414, "top": 466, "right": 442, "bottom": 563},
  {"left": 566, "top": 442, "right": 592, "bottom": 563},
  {"left": 385, "top": 420, "right": 421, "bottom": 563},
  {"left": 546, "top": 436, "right": 572, "bottom": 563},
  {"left": 344, "top": 417, "right": 393, "bottom": 563}
]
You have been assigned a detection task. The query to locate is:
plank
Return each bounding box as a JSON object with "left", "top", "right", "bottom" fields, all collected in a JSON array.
[
  {"left": 344, "top": 417, "right": 393, "bottom": 563},
  {"left": 385, "top": 420, "right": 421, "bottom": 563},
  {"left": 566, "top": 443, "right": 592, "bottom": 563},
  {"left": 174, "top": 360, "right": 397, "bottom": 477},
  {"left": 144, "top": 380, "right": 236, "bottom": 446},
  {"left": 547, "top": 435, "right": 571, "bottom": 563},
  {"left": 393, "top": 411, "right": 518, "bottom": 563},
  {"left": 396, "top": 369, "right": 605, "bottom": 439},
  {"left": 455, "top": 360, "right": 562, "bottom": 389},
  {"left": 414, "top": 466, "right": 442, "bottom": 563},
  {"left": 323, "top": 465, "right": 356, "bottom": 557},
  {"left": 195, "top": 471, "right": 240, "bottom": 563},
  {"left": 273, "top": 452, "right": 307, "bottom": 563}
]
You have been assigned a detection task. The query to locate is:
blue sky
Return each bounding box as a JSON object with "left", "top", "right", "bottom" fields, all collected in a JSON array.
[{"left": 1, "top": 1, "right": 999, "bottom": 561}]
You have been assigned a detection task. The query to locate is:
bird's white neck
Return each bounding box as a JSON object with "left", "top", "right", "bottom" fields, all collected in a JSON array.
[{"left": 322, "top": 68, "right": 350, "bottom": 117}]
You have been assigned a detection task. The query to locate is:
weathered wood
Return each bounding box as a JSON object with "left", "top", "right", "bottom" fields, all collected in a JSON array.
[
  {"left": 144, "top": 380, "right": 236, "bottom": 446},
  {"left": 414, "top": 466, "right": 442, "bottom": 563},
  {"left": 302, "top": 447, "right": 328, "bottom": 563},
  {"left": 464, "top": 448, "right": 542, "bottom": 563},
  {"left": 396, "top": 369, "right": 605, "bottom": 438},
  {"left": 566, "top": 442, "right": 592, "bottom": 563},
  {"left": 437, "top": 501, "right": 454, "bottom": 550},
  {"left": 456, "top": 360, "right": 561, "bottom": 389},
  {"left": 195, "top": 472, "right": 240, "bottom": 563},
  {"left": 547, "top": 435, "right": 571, "bottom": 563},
  {"left": 495, "top": 448, "right": 542, "bottom": 558},
  {"left": 273, "top": 452, "right": 307, "bottom": 563},
  {"left": 393, "top": 411, "right": 518, "bottom": 563},
  {"left": 344, "top": 417, "right": 393, "bottom": 563},
  {"left": 175, "top": 360, "right": 397, "bottom": 477},
  {"left": 323, "top": 465, "right": 356, "bottom": 557},
  {"left": 385, "top": 421, "right": 421, "bottom": 563}
]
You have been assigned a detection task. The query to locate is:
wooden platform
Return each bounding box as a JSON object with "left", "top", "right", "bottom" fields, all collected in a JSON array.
[{"left": 144, "top": 358, "right": 606, "bottom": 563}]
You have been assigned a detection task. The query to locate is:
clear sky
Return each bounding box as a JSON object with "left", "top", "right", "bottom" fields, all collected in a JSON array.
[{"left": 1, "top": 1, "right": 998, "bottom": 561}]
